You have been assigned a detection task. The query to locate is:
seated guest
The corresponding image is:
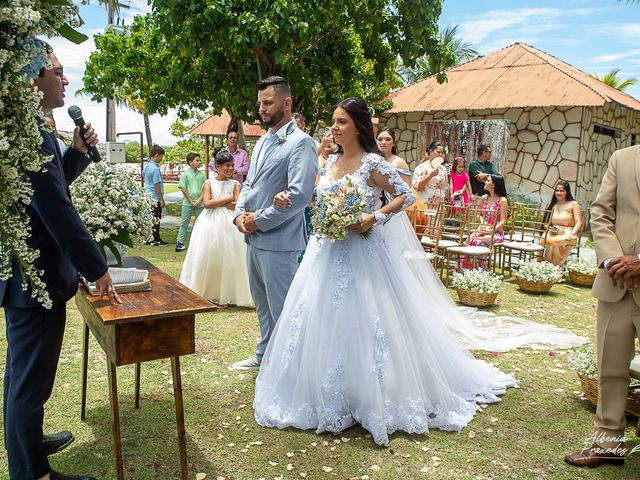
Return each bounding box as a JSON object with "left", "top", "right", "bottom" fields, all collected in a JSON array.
[
  {"left": 542, "top": 180, "right": 582, "bottom": 265},
  {"left": 462, "top": 174, "right": 508, "bottom": 269},
  {"left": 412, "top": 141, "right": 448, "bottom": 206},
  {"left": 468, "top": 143, "right": 497, "bottom": 197}
]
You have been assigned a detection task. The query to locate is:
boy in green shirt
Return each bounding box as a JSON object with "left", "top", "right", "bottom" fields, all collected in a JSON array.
[{"left": 176, "top": 153, "right": 206, "bottom": 251}]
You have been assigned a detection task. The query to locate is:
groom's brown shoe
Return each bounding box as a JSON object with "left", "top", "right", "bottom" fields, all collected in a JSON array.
[{"left": 564, "top": 443, "right": 625, "bottom": 468}]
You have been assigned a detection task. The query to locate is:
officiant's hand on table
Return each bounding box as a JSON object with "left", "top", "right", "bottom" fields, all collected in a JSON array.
[{"left": 94, "top": 271, "right": 123, "bottom": 305}]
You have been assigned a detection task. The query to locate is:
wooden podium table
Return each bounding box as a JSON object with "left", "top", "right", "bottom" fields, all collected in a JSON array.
[{"left": 75, "top": 256, "right": 218, "bottom": 480}]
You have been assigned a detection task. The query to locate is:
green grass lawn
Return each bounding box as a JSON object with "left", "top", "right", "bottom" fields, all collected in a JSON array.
[
  {"left": 164, "top": 183, "right": 180, "bottom": 194},
  {"left": 1, "top": 229, "right": 638, "bottom": 479}
]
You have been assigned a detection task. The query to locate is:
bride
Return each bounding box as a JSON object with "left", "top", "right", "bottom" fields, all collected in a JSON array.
[
  {"left": 253, "top": 97, "right": 516, "bottom": 446},
  {"left": 375, "top": 128, "right": 587, "bottom": 353}
]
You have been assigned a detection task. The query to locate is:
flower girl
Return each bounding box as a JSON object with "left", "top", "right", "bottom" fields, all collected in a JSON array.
[{"left": 179, "top": 151, "right": 254, "bottom": 307}]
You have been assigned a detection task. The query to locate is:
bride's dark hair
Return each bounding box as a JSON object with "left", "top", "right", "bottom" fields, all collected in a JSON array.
[{"left": 334, "top": 96, "right": 382, "bottom": 156}]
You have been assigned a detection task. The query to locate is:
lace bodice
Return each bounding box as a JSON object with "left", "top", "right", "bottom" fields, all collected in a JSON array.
[
  {"left": 210, "top": 178, "right": 238, "bottom": 198},
  {"left": 317, "top": 153, "right": 415, "bottom": 213}
]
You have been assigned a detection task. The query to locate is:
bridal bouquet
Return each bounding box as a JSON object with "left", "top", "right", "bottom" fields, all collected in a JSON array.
[
  {"left": 70, "top": 162, "right": 156, "bottom": 264},
  {"left": 311, "top": 177, "right": 368, "bottom": 241}
]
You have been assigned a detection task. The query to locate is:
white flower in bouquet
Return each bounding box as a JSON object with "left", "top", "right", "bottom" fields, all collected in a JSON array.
[
  {"left": 311, "top": 176, "right": 368, "bottom": 241},
  {"left": 451, "top": 268, "right": 504, "bottom": 293},
  {"left": 70, "top": 162, "right": 156, "bottom": 262},
  {"left": 566, "top": 257, "right": 598, "bottom": 276},
  {"left": 516, "top": 260, "right": 563, "bottom": 283}
]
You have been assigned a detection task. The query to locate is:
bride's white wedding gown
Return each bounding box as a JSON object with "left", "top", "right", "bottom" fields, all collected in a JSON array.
[
  {"left": 381, "top": 177, "right": 588, "bottom": 352},
  {"left": 253, "top": 153, "right": 517, "bottom": 445}
]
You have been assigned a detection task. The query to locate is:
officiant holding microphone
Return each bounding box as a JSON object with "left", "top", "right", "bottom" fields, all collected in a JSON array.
[{"left": 0, "top": 40, "right": 121, "bottom": 480}]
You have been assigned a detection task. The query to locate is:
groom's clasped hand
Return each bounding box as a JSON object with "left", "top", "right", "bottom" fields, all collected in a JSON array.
[{"left": 234, "top": 212, "right": 258, "bottom": 235}]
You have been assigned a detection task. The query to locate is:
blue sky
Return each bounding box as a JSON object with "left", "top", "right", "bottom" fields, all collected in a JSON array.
[{"left": 51, "top": 1, "right": 640, "bottom": 145}]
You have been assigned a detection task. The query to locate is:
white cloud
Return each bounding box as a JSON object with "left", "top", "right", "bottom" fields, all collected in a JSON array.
[
  {"left": 591, "top": 49, "right": 640, "bottom": 64},
  {"left": 457, "top": 7, "right": 607, "bottom": 45},
  {"left": 43, "top": 32, "right": 179, "bottom": 145},
  {"left": 120, "top": 0, "right": 152, "bottom": 23},
  {"left": 619, "top": 23, "right": 640, "bottom": 37}
]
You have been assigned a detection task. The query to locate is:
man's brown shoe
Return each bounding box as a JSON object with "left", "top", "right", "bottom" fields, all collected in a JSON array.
[{"left": 564, "top": 443, "right": 625, "bottom": 468}]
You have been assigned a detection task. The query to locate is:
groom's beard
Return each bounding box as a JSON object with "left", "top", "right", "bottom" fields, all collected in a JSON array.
[{"left": 261, "top": 107, "right": 285, "bottom": 128}]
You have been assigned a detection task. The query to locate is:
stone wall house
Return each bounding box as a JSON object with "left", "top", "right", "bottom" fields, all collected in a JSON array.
[{"left": 379, "top": 43, "right": 640, "bottom": 206}]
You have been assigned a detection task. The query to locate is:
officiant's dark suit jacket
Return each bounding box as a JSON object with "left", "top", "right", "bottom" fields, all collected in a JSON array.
[
  {"left": 0, "top": 128, "right": 107, "bottom": 479},
  {"left": 0, "top": 130, "right": 107, "bottom": 307}
]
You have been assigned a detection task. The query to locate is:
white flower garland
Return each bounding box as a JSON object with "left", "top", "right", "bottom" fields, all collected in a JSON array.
[{"left": 0, "top": 1, "right": 81, "bottom": 308}]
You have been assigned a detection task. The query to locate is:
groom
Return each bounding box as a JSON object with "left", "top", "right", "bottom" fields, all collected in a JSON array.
[{"left": 232, "top": 76, "right": 317, "bottom": 370}]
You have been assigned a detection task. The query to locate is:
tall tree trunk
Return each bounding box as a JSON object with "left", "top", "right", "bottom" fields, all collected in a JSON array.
[{"left": 143, "top": 113, "right": 153, "bottom": 150}]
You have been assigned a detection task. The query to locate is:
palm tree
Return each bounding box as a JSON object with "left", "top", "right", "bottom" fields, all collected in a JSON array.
[
  {"left": 398, "top": 25, "right": 478, "bottom": 85},
  {"left": 590, "top": 68, "right": 638, "bottom": 92}
]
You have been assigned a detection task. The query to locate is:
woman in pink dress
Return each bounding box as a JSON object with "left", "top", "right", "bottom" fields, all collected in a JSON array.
[{"left": 449, "top": 156, "right": 471, "bottom": 207}]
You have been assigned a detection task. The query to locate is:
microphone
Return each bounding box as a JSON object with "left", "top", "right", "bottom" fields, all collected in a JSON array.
[{"left": 67, "top": 105, "right": 101, "bottom": 162}]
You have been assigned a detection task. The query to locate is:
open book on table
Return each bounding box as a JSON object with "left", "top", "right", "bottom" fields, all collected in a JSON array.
[{"left": 82, "top": 267, "right": 151, "bottom": 295}]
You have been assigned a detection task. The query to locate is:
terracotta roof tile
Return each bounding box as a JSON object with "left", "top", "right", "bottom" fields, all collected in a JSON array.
[
  {"left": 189, "top": 109, "right": 266, "bottom": 137},
  {"left": 386, "top": 42, "right": 640, "bottom": 113}
]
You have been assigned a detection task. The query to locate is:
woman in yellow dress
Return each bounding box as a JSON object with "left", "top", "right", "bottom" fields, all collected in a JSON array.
[{"left": 542, "top": 180, "right": 583, "bottom": 265}]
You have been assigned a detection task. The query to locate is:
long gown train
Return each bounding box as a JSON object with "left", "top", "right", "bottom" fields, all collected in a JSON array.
[{"left": 383, "top": 211, "right": 587, "bottom": 352}]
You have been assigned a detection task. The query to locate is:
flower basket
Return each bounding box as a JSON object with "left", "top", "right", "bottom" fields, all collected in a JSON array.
[
  {"left": 577, "top": 374, "right": 640, "bottom": 417},
  {"left": 569, "top": 270, "right": 596, "bottom": 287},
  {"left": 515, "top": 277, "right": 554, "bottom": 294},
  {"left": 456, "top": 288, "right": 498, "bottom": 307},
  {"left": 450, "top": 269, "right": 503, "bottom": 307},
  {"left": 515, "top": 261, "right": 562, "bottom": 294},
  {"left": 566, "top": 258, "right": 598, "bottom": 287}
]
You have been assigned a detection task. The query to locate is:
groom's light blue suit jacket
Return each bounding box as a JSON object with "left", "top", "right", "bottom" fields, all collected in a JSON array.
[{"left": 234, "top": 121, "right": 317, "bottom": 252}]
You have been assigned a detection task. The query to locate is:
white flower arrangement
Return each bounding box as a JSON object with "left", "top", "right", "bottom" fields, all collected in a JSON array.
[
  {"left": 566, "top": 257, "right": 598, "bottom": 276},
  {"left": 516, "top": 260, "right": 563, "bottom": 283},
  {"left": 70, "top": 162, "right": 156, "bottom": 264},
  {"left": 569, "top": 343, "right": 640, "bottom": 385},
  {"left": 451, "top": 268, "right": 504, "bottom": 293},
  {"left": 0, "top": 1, "right": 81, "bottom": 308},
  {"left": 568, "top": 343, "right": 598, "bottom": 378}
]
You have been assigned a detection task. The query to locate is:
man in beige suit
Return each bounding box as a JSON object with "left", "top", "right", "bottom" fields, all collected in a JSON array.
[{"left": 565, "top": 145, "right": 640, "bottom": 468}]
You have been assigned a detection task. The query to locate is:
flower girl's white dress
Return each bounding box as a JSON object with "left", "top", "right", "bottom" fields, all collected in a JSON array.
[
  {"left": 179, "top": 178, "right": 254, "bottom": 307},
  {"left": 253, "top": 154, "right": 516, "bottom": 445}
]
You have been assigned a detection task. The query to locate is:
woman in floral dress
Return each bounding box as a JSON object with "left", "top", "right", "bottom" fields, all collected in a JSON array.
[
  {"left": 462, "top": 174, "right": 508, "bottom": 269},
  {"left": 412, "top": 141, "right": 448, "bottom": 206}
]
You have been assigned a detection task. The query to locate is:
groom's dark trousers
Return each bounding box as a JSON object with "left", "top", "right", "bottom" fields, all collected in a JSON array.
[{"left": 0, "top": 130, "right": 107, "bottom": 478}]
